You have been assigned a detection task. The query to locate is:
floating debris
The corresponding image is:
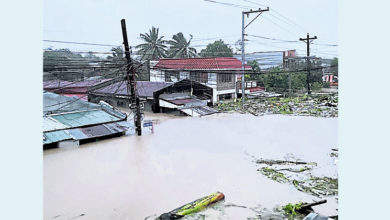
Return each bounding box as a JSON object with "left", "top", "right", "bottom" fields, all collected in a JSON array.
[
  {"left": 256, "top": 156, "right": 338, "bottom": 197},
  {"left": 280, "top": 200, "right": 332, "bottom": 220},
  {"left": 215, "top": 94, "right": 338, "bottom": 117},
  {"left": 157, "top": 192, "right": 225, "bottom": 220}
]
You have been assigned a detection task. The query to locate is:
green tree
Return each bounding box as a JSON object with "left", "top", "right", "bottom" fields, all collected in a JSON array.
[
  {"left": 167, "top": 32, "right": 197, "bottom": 58},
  {"left": 107, "top": 46, "right": 124, "bottom": 60},
  {"left": 101, "top": 47, "right": 126, "bottom": 78},
  {"left": 330, "top": 57, "right": 338, "bottom": 76},
  {"left": 199, "top": 40, "right": 233, "bottom": 57},
  {"left": 135, "top": 27, "right": 167, "bottom": 61},
  {"left": 254, "top": 67, "right": 308, "bottom": 92},
  {"left": 106, "top": 46, "right": 125, "bottom": 68},
  {"left": 248, "top": 60, "right": 260, "bottom": 72},
  {"left": 84, "top": 51, "right": 99, "bottom": 60},
  {"left": 43, "top": 48, "right": 87, "bottom": 72}
]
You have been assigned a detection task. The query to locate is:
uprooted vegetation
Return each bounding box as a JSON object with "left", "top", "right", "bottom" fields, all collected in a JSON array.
[
  {"left": 215, "top": 93, "right": 338, "bottom": 117},
  {"left": 256, "top": 156, "right": 338, "bottom": 197},
  {"left": 282, "top": 202, "right": 305, "bottom": 219}
]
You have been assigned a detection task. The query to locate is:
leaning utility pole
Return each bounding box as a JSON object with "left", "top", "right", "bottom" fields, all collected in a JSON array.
[
  {"left": 121, "top": 19, "right": 142, "bottom": 136},
  {"left": 299, "top": 33, "right": 317, "bottom": 95},
  {"left": 241, "top": 7, "right": 269, "bottom": 107}
]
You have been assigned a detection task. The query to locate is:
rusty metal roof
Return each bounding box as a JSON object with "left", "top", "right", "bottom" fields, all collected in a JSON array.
[{"left": 44, "top": 121, "right": 132, "bottom": 145}]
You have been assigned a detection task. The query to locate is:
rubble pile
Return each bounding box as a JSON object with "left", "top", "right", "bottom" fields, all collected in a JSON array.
[{"left": 216, "top": 94, "right": 338, "bottom": 117}]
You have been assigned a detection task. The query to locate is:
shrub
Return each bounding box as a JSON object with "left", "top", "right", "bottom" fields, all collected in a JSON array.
[
  {"left": 323, "top": 82, "right": 330, "bottom": 88},
  {"left": 312, "top": 82, "right": 322, "bottom": 91}
]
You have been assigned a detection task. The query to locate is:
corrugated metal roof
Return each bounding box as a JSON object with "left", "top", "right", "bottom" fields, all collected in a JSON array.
[
  {"left": 154, "top": 57, "right": 252, "bottom": 70},
  {"left": 103, "top": 120, "right": 131, "bottom": 133},
  {"left": 92, "top": 81, "right": 173, "bottom": 98},
  {"left": 191, "top": 106, "right": 219, "bottom": 115},
  {"left": 43, "top": 92, "right": 101, "bottom": 115},
  {"left": 43, "top": 117, "right": 70, "bottom": 132},
  {"left": 51, "top": 109, "right": 122, "bottom": 128},
  {"left": 43, "top": 79, "right": 110, "bottom": 89},
  {"left": 99, "top": 101, "right": 127, "bottom": 119},
  {"left": 44, "top": 121, "right": 132, "bottom": 144},
  {"left": 79, "top": 125, "right": 112, "bottom": 139},
  {"left": 43, "top": 92, "right": 128, "bottom": 135},
  {"left": 43, "top": 130, "right": 72, "bottom": 145}
]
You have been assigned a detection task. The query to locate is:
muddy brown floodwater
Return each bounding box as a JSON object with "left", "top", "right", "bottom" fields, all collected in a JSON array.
[{"left": 44, "top": 113, "right": 338, "bottom": 220}]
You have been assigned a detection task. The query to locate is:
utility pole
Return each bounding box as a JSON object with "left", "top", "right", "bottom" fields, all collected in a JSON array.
[
  {"left": 299, "top": 33, "right": 317, "bottom": 95},
  {"left": 241, "top": 7, "right": 269, "bottom": 108},
  {"left": 121, "top": 19, "right": 142, "bottom": 136}
]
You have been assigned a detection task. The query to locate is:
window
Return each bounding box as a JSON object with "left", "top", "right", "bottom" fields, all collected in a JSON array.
[
  {"left": 190, "top": 72, "right": 208, "bottom": 83},
  {"left": 218, "top": 93, "right": 232, "bottom": 100},
  {"left": 219, "top": 74, "right": 232, "bottom": 82},
  {"left": 117, "top": 101, "right": 124, "bottom": 107},
  {"left": 164, "top": 71, "right": 179, "bottom": 82}
]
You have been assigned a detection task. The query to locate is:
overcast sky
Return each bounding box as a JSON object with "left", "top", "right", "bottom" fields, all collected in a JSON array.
[{"left": 43, "top": 0, "right": 338, "bottom": 58}]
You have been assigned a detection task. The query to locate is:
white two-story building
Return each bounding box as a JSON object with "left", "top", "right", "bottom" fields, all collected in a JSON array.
[{"left": 150, "top": 57, "right": 252, "bottom": 104}]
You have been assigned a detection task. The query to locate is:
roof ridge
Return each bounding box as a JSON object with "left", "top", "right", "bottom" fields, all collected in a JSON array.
[{"left": 159, "top": 57, "right": 238, "bottom": 60}]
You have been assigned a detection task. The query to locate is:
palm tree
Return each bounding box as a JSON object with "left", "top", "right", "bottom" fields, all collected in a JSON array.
[
  {"left": 135, "top": 27, "right": 167, "bottom": 61},
  {"left": 167, "top": 32, "right": 197, "bottom": 58},
  {"left": 110, "top": 46, "right": 124, "bottom": 59}
]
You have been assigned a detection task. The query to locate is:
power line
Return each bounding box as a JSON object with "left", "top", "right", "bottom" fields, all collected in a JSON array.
[
  {"left": 43, "top": 39, "right": 121, "bottom": 47},
  {"left": 248, "top": 34, "right": 299, "bottom": 43},
  {"left": 239, "top": 0, "right": 308, "bottom": 33},
  {"left": 202, "top": 0, "right": 250, "bottom": 9}
]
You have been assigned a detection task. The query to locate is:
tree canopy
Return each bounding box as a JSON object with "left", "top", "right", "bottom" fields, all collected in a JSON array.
[
  {"left": 135, "top": 27, "right": 167, "bottom": 61},
  {"left": 43, "top": 48, "right": 88, "bottom": 72},
  {"left": 330, "top": 57, "right": 338, "bottom": 76},
  {"left": 248, "top": 60, "right": 260, "bottom": 72},
  {"left": 199, "top": 40, "right": 233, "bottom": 57},
  {"left": 166, "top": 32, "right": 197, "bottom": 58}
]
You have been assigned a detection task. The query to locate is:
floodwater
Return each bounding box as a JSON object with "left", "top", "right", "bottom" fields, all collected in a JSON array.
[{"left": 44, "top": 113, "right": 338, "bottom": 220}]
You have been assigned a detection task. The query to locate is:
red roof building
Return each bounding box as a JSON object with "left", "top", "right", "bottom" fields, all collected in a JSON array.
[
  {"left": 154, "top": 57, "right": 252, "bottom": 70},
  {"left": 151, "top": 57, "right": 252, "bottom": 103}
]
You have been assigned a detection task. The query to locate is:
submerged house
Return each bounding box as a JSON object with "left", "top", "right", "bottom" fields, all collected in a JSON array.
[
  {"left": 43, "top": 92, "right": 131, "bottom": 149},
  {"left": 150, "top": 57, "right": 252, "bottom": 104},
  {"left": 87, "top": 78, "right": 172, "bottom": 111},
  {"left": 152, "top": 79, "right": 219, "bottom": 117}
]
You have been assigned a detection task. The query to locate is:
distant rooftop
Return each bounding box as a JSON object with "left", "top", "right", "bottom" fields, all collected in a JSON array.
[{"left": 43, "top": 79, "right": 111, "bottom": 89}]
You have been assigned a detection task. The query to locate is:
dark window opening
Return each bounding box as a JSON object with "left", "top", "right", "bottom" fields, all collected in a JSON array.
[
  {"left": 165, "top": 71, "right": 179, "bottom": 82},
  {"left": 191, "top": 72, "right": 208, "bottom": 83},
  {"left": 219, "top": 74, "right": 232, "bottom": 83},
  {"left": 218, "top": 93, "right": 232, "bottom": 100}
]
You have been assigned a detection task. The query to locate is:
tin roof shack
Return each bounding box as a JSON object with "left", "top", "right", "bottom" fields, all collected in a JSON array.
[
  {"left": 43, "top": 92, "right": 130, "bottom": 150},
  {"left": 152, "top": 79, "right": 218, "bottom": 117},
  {"left": 43, "top": 79, "right": 110, "bottom": 100},
  {"left": 150, "top": 57, "right": 252, "bottom": 104},
  {"left": 88, "top": 78, "right": 172, "bottom": 111}
]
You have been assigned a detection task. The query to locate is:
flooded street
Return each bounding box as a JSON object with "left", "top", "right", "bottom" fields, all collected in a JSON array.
[{"left": 44, "top": 113, "right": 338, "bottom": 220}]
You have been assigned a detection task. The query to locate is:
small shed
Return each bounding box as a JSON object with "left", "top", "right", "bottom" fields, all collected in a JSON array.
[
  {"left": 88, "top": 78, "right": 172, "bottom": 111},
  {"left": 152, "top": 79, "right": 217, "bottom": 116}
]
